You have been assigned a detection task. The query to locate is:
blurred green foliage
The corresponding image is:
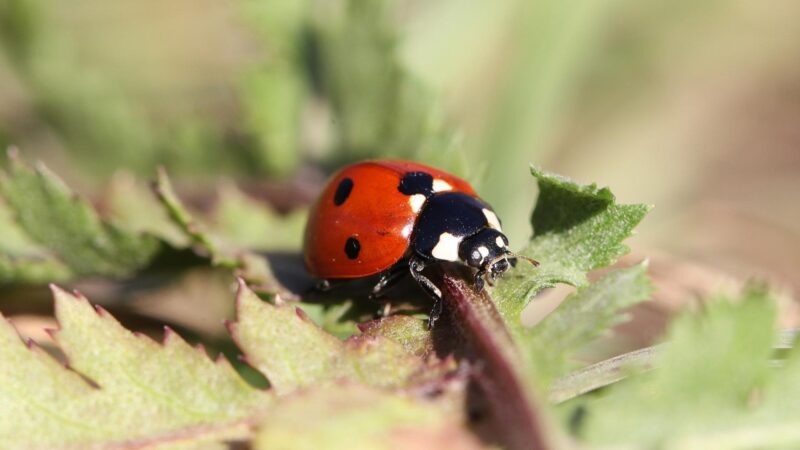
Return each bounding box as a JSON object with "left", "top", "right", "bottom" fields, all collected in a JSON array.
[
  {"left": 575, "top": 284, "right": 800, "bottom": 448},
  {"left": 1, "top": 0, "right": 799, "bottom": 286},
  {"left": 0, "top": 0, "right": 464, "bottom": 183}
]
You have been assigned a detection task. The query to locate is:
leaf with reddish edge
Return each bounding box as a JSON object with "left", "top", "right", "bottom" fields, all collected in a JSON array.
[
  {"left": 229, "top": 280, "right": 429, "bottom": 395},
  {"left": 0, "top": 286, "right": 270, "bottom": 449},
  {"left": 441, "top": 270, "right": 556, "bottom": 450}
]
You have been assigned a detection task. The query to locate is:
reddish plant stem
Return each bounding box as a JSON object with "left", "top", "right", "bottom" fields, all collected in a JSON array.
[{"left": 441, "top": 271, "right": 551, "bottom": 450}]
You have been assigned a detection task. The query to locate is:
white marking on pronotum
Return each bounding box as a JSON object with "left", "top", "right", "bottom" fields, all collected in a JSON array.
[
  {"left": 496, "top": 236, "right": 506, "bottom": 248},
  {"left": 432, "top": 179, "right": 453, "bottom": 192},
  {"left": 478, "top": 246, "right": 490, "bottom": 258},
  {"left": 409, "top": 194, "right": 426, "bottom": 213},
  {"left": 483, "top": 208, "right": 502, "bottom": 231},
  {"left": 400, "top": 223, "right": 413, "bottom": 238},
  {"left": 431, "top": 232, "right": 463, "bottom": 261}
]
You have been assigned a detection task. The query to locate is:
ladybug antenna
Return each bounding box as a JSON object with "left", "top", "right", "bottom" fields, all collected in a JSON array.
[
  {"left": 484, "top": 252, "right": 538, "bottom": 271},
  {"left": 505, "top": 252, "right": 539, "bottom": 267}
]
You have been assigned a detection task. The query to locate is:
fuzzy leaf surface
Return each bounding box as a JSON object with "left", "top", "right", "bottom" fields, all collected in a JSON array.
[
  {"left": 359, "top": 315, "right": 434, "bottom": 357},
  {"left": 0, "top": 154, "right": 161, "bottom": 279},
  {"left": 0, "top": 196, "right": 72, "bottom": 282},
  {"left": 492, "top": 166, "right": 650, "bottom": 324},
  {"left": 0, "top": 287, "right": 270, "bottom": 449},
  {"left": 230, "top": 282, "right": 425, "bottom": 395}
]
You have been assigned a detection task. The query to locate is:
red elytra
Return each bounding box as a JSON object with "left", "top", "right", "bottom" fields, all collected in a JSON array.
[{"left": 303, "top": 160, "right": 475, "bottom": 279}]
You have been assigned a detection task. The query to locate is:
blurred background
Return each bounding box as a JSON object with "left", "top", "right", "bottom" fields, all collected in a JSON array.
[{"left": 1, "top": 0, "right": 799, "bottom": 356}]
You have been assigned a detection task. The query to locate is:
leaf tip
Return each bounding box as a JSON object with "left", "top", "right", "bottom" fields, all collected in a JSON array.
[
  {"left": 153, "top": 165, "right": 176, "bottom": 201},
  {"left": 155, "top": 165, "right": 170, "bottom": 188},
  {"left": 163, "top": 325, "right": 176, "bottom": 342},
  {"left": 50, "top": 285, "right": 88, "bottom": 317},
  {"left": 295, "top": 307, "right": 311, "bottom": 322},
  {"left": 94, "top": 305, "right": 111, "bottom": 318},
  {"left": 224, "top": 318, "right": 237, "bottom": 335},
  {"left": 48, "top": 283, "right": 68, "bottom": 297},
  {"left": 234, "top": 278, "right": 253, "bottom": 316},
  {"left": 193, "top": 342, "right": 208, "bottom": 355}
]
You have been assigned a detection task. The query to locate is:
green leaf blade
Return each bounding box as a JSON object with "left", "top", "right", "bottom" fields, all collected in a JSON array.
[
  {"left": 580, "top": 285, "right": 782, "bottom": 447},
  {"left": 493, "top": 166, "right": 650, "bottom": 325},
  {"left": 0, "top": 287, "right": 270, "bottom": 449},
  {"left": 230, "top": 282, "right": 425, "bottom": 395},
  {"left": 524, "top": 263, "right": 652, "bottom": 384},
  {"left": 0, "top": 154, "right": 161, "bottom": 278}
]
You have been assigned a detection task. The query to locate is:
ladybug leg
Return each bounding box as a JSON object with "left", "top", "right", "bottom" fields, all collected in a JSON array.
[
  {"left": 316, "top": 279, "right": 332, "bottom": 291},
  {"left": 474, "top": 269, "right": 486, "bottom": 291},
  {"left": 369, "top": 264, "right": 408, "bottom": 300},
  {"left": 379, "top": 302, "right": 392, "bottom": 318},
  {"left": 429, "top": 294, "right": 443, "bottom": 329},
  {"left": 408, "top": 257, "right": 443, "bottom": 329},
  {"left": 487, "top": 270, "right": 498, "bottom": 287}
]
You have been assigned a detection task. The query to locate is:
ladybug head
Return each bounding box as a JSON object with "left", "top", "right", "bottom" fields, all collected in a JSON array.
[{"left": 458, "top": 229, "right": 537, "bottom": 290}]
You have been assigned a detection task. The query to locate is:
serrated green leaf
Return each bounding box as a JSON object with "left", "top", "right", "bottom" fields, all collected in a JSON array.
[
  {"left": 0, "top": 287, "right": 270, "bottom": 449},
  {"left": 154, "top": 169, "right": 301, "bottom": 300},
  {"left": 493, "top": 166, "right": 650, "bottom": 325},
  {"left": 154, "top": 167, "right": 235, "bottom": 268},
  {"left": 0, "top": 154, "right": 161, "bottom": 278},
  {"left": 0, "top": 195, "right": 72, "bottom": 282},
  {"left": 253, "top": 384, "right": 482, "bottom": 450},
  {"left": 230, "top": 282, "right": 425, "bottom": 395},
  {"left": 104, "top": 171, "right": 191, "bottom": 248},
  {"left": 0, "top": 253, "right": 72, "bottom": 284},
  {"left": 523, "top": 263, "right": 652, "bottom": 384},
  {"left": 578, "top": 285, "right": 795, "bottom": 448}
]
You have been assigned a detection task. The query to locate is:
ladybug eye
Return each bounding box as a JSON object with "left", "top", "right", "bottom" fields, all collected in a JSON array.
[{"left": 471, "top": 250, "right": 481, "bottom": 262}]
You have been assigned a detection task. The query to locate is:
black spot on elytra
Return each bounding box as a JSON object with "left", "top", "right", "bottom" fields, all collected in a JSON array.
[
  {"left": 333, "top": 177, "right": 354, "bottom": 206},
  {"left": 345, "top": 237, "right": 360, "bottom": 259},
  {"left": 398, "top": 171, "right": 433, "bottom": 197}
]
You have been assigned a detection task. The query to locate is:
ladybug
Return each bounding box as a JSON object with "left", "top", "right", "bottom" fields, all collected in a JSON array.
[{"left": 303, "top": 160, "right": 536, "bottom": 326}]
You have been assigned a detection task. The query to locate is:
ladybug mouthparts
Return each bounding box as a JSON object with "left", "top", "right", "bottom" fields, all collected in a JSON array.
[{"left": 456, "top": 229, "right": 537, "bottom": 290}]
